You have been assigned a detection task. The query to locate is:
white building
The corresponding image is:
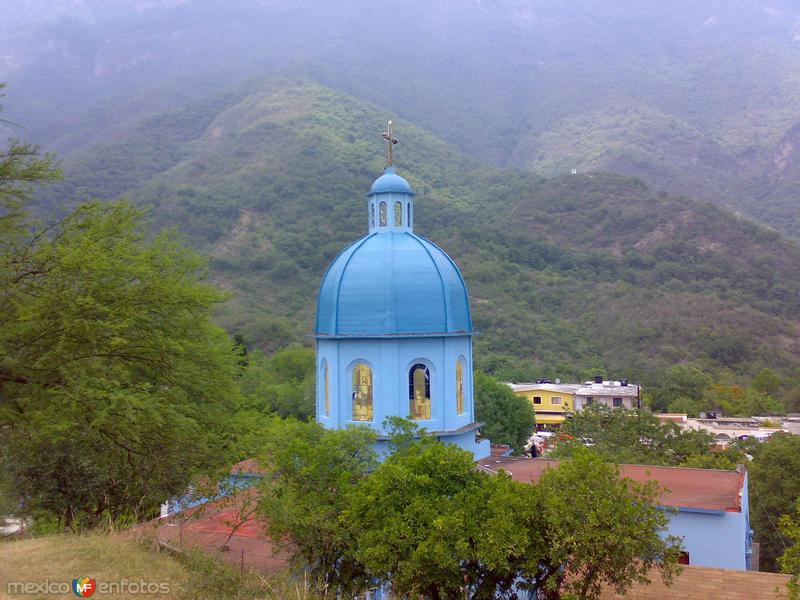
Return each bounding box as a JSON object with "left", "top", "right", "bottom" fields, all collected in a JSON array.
[
  {"left": 573, "top": 376, "right": 641, "bottom": 411},
  {"left": 682, "top": 416, "right": 784, "bottom": 447}
]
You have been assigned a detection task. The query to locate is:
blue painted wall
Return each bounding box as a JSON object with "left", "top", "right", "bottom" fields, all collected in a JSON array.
[
  {"left": 662, "top": 472, "right": 752, "bottom": 570},
  {"left": 317, "top": 336, "right": 473, "bottom": 433},
  {"left": 316, "top": 335, "right": 489, "bottom": 460}
]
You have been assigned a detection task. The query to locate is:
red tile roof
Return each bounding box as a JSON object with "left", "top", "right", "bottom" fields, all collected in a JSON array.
[
  {"left": 477, "top": 457, "right": 745, "bottom": 513},
  {"left": 151, "top": 488, "right": 290, "bottom": 573}
]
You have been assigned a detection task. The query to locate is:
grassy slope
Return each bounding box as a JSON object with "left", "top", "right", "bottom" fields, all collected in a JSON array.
[
  {"left": 0, "top": 533, "right": 309, "bottom": 600},
  {"left": 0, "top": 534, "right": 190, "bottom": 599},
  {"left": 41, "top": 78, "right": 800, "bottom": 388}
]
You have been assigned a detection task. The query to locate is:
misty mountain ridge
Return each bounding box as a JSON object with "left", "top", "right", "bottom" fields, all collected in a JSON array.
[
  {"left": 34, "top": 76, "right": 800, "bottom": 389},
  {"left": 5, "top": 0, "right": 800, "bottom": 236}
]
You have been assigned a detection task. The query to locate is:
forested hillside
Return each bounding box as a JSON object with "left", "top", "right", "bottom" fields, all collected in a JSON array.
[
  {"left": 6, "top": 1, "right": 800, "bottom": 235},
  {"left": 40, "top": 78, "right": 800, "bottom": 390}
]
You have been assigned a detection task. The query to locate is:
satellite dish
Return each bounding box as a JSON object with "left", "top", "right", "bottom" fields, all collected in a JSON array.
[{"left": 555, "top": 378, "right": 561, "bottom": 384}]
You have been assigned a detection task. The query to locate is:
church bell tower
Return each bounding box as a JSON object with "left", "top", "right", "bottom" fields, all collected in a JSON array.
[{"left": 314, "top": 122, "right": 489, "bottom": 460}]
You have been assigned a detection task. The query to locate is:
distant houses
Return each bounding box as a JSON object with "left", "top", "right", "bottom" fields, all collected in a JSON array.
[
  {"left": 478, "top": 456, "right": 754, "bottom": 571},
  {"left": 573, "top": 376, "right": 641, "bottom": 410},
  {"left": 672, "top": 415, "right": 784, "bottom": 447},
  {"left": 505, "top": 377, "right": 767, "bottom": 572},
  {"left": 507, "top": 382, "right": 579, "bottom": 427},
  {"left": 509, "top": 375, "right": 641, "bottom": 428}
]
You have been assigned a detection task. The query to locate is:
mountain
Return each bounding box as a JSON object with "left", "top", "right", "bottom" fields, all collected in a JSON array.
[
  {"left": 5, "top": 1, "right": 800, "bottom": 237},
  {"left": 38, "top": 77, "right": 800, "bottom": 389}
]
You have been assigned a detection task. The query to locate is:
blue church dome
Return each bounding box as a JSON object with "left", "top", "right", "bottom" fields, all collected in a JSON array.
[
  {"left": 314, "top": 130, "right": 489, "bottom": 461},
  {"left": 315, "top": 232, "right": 472, "bottom": 336},
  {"left": 367, "top": 166, "right": 415, "bottom": 196}
]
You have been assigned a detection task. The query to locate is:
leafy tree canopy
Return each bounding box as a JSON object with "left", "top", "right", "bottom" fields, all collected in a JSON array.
[
  {"left": 256, "top": 419, "right": 378, "bottom": 596},
  {"left": 749, "top": 433, "right": 800, "bottom": 572},
  {"left": 649, "top": 365, "right": 712, "bottom": 413},
  {"left": 703, "top": 384, "right": 785, "bottom": 417},
  {"left": 345, "top": 433, "right": 681, "bottom": 600},
  {"left": 0, "top": 198, "right": 243, "bottom": 526},
  {"left": 254, "top": 418, "right": 681, "bottom": 599},
  {"left": 780, "top": 500, "right": 800, "bottom": 600},
  {"left": 551, "top": 405, "right": 717, "bottom": 467},
  {"left": 529, "top": 449, "right": 682, "bottom": 600},
  {"left": 239, "top": 345, "right": 315, "bottom": 420},
  {"left": 654, "top": 367, "right": 785, "bottom": 417},
  {"left": 474, "top": 371, "right": 535, "bottom": 452},
  {"left": 346, "top": 433, "right": 492, "bottom": 599},
  {"left": 754, "top": 368, "right": 782, "bottom": 397}
]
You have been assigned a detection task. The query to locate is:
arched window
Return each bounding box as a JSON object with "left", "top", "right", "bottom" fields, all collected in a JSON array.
[
  {"left": 370, "top": 203, "right": 375, "bottom": 228},
  {"left": 323, "top": 361, "right": 330, "bottom": 417},
  {"left": 394, "top": 201, "right": 403, "bottom": 226},
  {"left": 407, "top": 203, "right": 411, "bottom": 227},
  {"left": 409, "top": 363, "right": 431, "bottom": 420},
  {"left": 352, "top": 363, "right": 373, "bottom": 421},
  {"left": 456, "top": 360, "right": 465, "bottom": 415},
  {"left": 379, "top": 202, "right": 387, "bottom": 227}
]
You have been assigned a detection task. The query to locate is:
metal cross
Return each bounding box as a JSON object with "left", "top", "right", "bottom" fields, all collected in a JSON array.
[{"left": 382, "top": 120, "right": 398, "bottom": 167}]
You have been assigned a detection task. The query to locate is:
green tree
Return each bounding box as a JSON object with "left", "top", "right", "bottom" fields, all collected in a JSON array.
[
  {"left": 753, "top": 368, "right": 781, "bottom": 397},
  {"left": 0, "top": 201, "right": 242, "bottom": 526},
  {"left": 735, "top": 388, "right": 785, "bottom": 416},
  {"left": 347, "top": 436, "right": 681, "bottom": 600},
  {"left": 749, "top": 433, "right": 800, "bottom": 572},
  {"left": 346, "top": 425, "right": 551, "bottom": 600},
  {"left": 474, "top": 371, "right": 535, "bottom": 451},
  {"left": 239, "top": 345, "right": 315, "bottom": 419},
  {"left": 346, "top": 426, "right": 543, "bottom": 600},
  {"left": 458, "top": 470, "right": 545, "bottom": 599},
  {"left": 780, "top": 500, "right": 800, "bottom": 600},
  {"left": 256, "top": 419, "right": 377, "bottom": 597},
  {"left": 702, "top": 384, "right": 743, "bottom": 414},
  {"left": 680, "top": 453, "right": 737, "bottom": 471},
  {"left": 666, "top": 396, "right": 703, "bottom": 417},
  {"left": 785, "top": 386, "right": 800, "bottom": 413},
  {"left": 347, "top": 435, "right": 497, "bottom": 599},
  {"left": 0, "top": 83, "right": 60, "bottom": 216},
  {"left": 553, "top": 405, "right": 714, "bottom": 466},
  {"left": 520, "top": 449, "right": 682, "bottom": 600},
  {"left": 649, "top": 365, "right": 712, "bottom": 413}
]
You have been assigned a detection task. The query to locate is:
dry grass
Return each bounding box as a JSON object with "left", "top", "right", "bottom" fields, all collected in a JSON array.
[
  {"left": 0, "top": 532, "right": 189, "bottom": 599},
  {"left": 0, "top": 532, "right": 325, "bottom": 600}
]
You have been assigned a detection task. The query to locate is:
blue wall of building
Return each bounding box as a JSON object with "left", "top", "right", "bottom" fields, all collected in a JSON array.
[
  {"left": 317, "top": 336, "right": 473, "bottom": 434},
  {"left": 662, "top": 473, "right": 751, "bottom": 570},
  {"left": 316, "top": 335, "right": 489, "bottom": 461},
  {"left": 666, "top": 510, "right": 747, "bottom": 570}
]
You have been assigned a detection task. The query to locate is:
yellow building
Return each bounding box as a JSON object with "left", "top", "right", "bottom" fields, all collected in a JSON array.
[{"left": 508, "top": 382, "right": 580, "bottom": 427}]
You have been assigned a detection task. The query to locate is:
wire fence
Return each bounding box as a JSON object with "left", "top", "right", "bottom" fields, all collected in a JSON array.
[
  {"left": 156, "top": 539, "right": 385, "bottom": 599},
  {"left": 157, "top": 538, "right": 281, "bottom": 571}
]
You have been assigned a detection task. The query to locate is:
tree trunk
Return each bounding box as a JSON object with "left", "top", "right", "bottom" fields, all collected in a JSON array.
[
  {"left": 541, "top": 574, "right": 563, "bottom": 600},
  {"left": 63, "top": 506, "right": 74, "bottom": 529}
]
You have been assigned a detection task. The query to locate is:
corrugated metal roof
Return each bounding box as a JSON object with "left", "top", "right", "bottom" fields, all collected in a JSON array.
[
  {"left": 478, "top": 457, "right": 744, "bottom": 513},
  {"left": 315, "top": 231, "right": 472, "bottom": 336}
]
